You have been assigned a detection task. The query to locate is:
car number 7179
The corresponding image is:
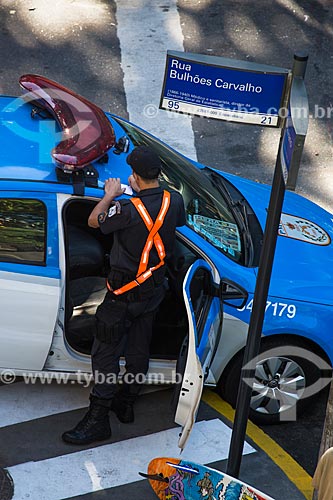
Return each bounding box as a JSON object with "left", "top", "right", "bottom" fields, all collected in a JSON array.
[{"left": 237, "top": 299, "right": 297, "bottom": 319}]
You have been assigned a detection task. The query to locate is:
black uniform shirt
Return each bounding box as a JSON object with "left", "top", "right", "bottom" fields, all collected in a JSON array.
[{"left": 99, "top": 187, "right": 186, "bottom": 285}]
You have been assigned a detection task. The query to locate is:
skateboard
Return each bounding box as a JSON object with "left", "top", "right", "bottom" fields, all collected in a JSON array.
[{"left": 140, "top": 457, "right": 275, "bottom": 500}]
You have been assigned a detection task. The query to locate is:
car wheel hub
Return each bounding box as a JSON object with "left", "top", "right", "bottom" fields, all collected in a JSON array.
[
  {"left": 267, "top": 378, "right": 279, "bottom": 389},
  {"left": 251, "top": 356, "right": 306, "bottom": 415}
]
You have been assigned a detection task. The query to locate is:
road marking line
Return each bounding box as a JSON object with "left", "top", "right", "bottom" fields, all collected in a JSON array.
[
  {"left": 8, "top": 419, "right": 255, "bottom": 500},
  {"left": 0, "top": 382, "right": 169, "bottom": 429},
  {"left": 85, "top": 461, "right": 102, "bottom": 491},
  {"left": 115, "top": 0, "right": 197, "bottom": 159},
  {"left": 202, "top": 389, "right": 313, "bottom": 500},
  {"left": 0, "top": 381, "right": 91, "bottom": 428}
]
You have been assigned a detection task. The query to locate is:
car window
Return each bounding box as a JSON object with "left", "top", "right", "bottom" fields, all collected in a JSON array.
[
  {"left": 190, "top": 267, "right": 213, "bottom": 345},
  {"left": 113, "top": 116, "right": 243, "bottom": 264},
  {"left": 0, "top": 199, "right": 46, "bottom": 265}
]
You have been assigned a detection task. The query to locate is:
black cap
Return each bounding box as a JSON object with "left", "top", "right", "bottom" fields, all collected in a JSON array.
[{"left": 126, "top": 146, "right": 161, "bottom": 179}]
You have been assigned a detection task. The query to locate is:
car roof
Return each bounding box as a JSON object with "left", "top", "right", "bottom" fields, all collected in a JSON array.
[{"left": 0, "top": 95, "right": 131, "bottom": 189}]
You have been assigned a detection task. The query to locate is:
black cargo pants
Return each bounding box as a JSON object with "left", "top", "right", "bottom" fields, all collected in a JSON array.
[{"left": 91, "top": 282, "right": 166, "bottom": 401}]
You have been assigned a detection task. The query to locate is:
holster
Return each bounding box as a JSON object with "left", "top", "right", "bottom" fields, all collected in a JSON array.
[{"left": 95, "top": 294, "right": 129, "bottom": 344}]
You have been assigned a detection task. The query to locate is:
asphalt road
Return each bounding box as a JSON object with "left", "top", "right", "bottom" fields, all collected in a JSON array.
[
  {"left": 0, "top": 0, "right": 332, "bottom": 493},
  {"left": 259, "top": 384, "right": 329, "bottom": 477},
  {"left": 0, "top": 383, "right": 308, "bottom": 500}
]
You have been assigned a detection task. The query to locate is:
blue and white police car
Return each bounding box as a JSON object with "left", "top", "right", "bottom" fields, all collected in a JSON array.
[{"left": 0, "top": 75, "right": 332, "bottom": 440}]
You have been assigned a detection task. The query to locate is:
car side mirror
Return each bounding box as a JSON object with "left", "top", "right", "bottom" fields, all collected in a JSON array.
[
  {"left": 113, "top": 136, "right": 130, "bottom": 155},
  {"left": 220, "top": 278, "right": 248, "bottom": 309}
]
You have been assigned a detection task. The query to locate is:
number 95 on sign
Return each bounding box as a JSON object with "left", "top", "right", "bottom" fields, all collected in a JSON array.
[{"left": 167, "top": 100, "right": 180, "bottom": 109}]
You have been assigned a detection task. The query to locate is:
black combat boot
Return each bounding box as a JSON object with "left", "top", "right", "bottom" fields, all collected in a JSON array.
[
  {"left": 111, "top": 397, "right": 134, "bottom": 423},
  {"left": 62, "top": 395, "right": 112, "bottom": 445},
  {"left": 111, "top": 386, "right": 136, "bottom": 423}
]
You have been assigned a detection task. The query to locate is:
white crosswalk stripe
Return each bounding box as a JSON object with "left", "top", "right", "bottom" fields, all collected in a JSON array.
[
  {"left": 0, "top": 380, "right": 177, "bottom": 429},
  {"left": 0, "top": 381, "right": 90, "bottom": 429},
  {"left": 115, "top": 0, "right": 197, "bottom": 160}
]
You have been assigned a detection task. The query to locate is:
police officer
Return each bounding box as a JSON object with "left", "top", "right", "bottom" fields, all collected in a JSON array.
[{"left": 62, "top": 145, "right": 186, "bottom": 445}]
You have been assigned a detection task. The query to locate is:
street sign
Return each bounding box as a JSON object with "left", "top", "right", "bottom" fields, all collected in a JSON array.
[
  {"left": 282, "top": 77, "right": 309, "bottom": 189},
  {"left": 281, "top": 111, "right": 297, "bottom": 182},
  {"left": 160, "top": 51, "right": 290, "bottom": 127}
]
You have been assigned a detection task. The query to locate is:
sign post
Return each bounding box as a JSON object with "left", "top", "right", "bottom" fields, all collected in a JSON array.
[{"left": 226, "top": 53, "right": 308, "bottom": 478}]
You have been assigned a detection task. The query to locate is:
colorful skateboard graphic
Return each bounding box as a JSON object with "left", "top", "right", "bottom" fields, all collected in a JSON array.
[{"left": 141, "top": 457, "right": 275, "bottom": 500}]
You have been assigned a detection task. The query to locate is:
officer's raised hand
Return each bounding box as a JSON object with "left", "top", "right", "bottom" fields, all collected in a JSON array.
[
  {"left": 88, "top": 178, "right": 125, "bottom": 228},
  {"left": 104, "top": 178, "right": 126, "bottom": 200}
]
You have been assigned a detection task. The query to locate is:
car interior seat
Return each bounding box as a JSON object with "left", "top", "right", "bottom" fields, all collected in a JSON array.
[
  {"left": 66, "top": 277, "right": 107, "bottom": 354},
  {"left": 67, "top": 224, "right": 105, "bottom": 280},
  {"left": 65, "top": 225, "right": 108, "bottom": 353}
]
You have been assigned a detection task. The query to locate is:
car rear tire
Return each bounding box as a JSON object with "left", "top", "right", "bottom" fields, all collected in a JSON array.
[{"left": 217, "top": 337, "right": 330, "bottom": 425}]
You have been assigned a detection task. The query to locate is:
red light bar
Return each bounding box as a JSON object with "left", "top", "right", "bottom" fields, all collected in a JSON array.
[{"left": 19, "top": 74, "right": 116, "bottom": 170}]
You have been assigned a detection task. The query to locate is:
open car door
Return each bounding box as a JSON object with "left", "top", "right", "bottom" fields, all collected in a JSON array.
[{"left": 173, "top": 259, "right": 223, "bottom": 450}]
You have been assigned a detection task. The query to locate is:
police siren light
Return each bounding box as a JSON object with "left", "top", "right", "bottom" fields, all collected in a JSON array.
[{"left": 19, "top": 74, "right": 116, "bottom": 173}]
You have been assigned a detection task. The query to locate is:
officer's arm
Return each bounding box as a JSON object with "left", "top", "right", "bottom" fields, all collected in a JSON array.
[{"left": 88, "top": 178, "right": 125, "bottom": 228}]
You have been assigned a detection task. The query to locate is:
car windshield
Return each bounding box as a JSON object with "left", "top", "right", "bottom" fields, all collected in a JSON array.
[{"left": 112, "top": 116, "right": 245, "bottom": 264}]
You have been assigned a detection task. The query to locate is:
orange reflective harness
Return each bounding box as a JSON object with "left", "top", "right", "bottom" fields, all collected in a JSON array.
[{"left": 106, "top": 190, "right": 171, "bottom": 296}]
